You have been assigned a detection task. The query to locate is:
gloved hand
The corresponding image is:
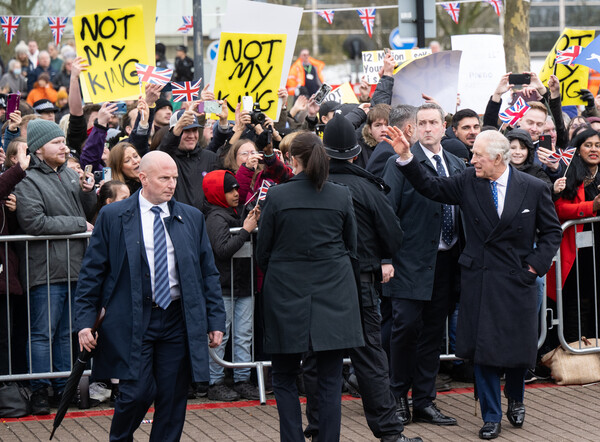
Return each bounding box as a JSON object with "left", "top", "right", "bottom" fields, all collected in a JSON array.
[{"left": 579, "top": 88, "right": 595, "bottom": 108}]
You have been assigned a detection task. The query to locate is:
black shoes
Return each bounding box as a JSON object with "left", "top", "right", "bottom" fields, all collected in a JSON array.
[
  {"left": 479, "top": 422, "right": 501, "bottom": 440},
  {"left": 381, "top": 433, "right": 423, "bottom": 442},
  {"left": 396, "top": 396, "right": 411, "bottom": 425},
  {"left": 207, "top": 382, "right": 240, "bottom": 401},
  {"left": 233, "top": 381, "right": 260, "bottom": 400},
  {"left": 506, "top": 398, "right": 526, "bottom": 427},
  {"left": 412, "top": 403, "right": 457, "bottom": 426},
  {"left": 31, "top": 389, "right": 50, "bottom": 415}
]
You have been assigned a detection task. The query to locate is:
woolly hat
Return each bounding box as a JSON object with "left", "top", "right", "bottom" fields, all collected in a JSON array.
[
  {"left": 323, "top": 111, "right": 361, "bottom": 160},
  {"left": 27, "top": 119, "right": 65, "bottom": 154}
]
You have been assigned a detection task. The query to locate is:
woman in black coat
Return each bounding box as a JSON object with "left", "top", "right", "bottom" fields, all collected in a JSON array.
[{"left": 256, "top": 132, "right": 364, "bottom": 442}]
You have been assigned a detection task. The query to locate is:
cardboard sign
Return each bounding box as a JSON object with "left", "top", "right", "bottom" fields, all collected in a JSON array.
[
  {"left": 213, "top": 32, "right": 286, "bottom": 121},
  {"left": 451, "top": 34, "right": 506, "bottom": 114},
  {"left": 326, "top": 82, "right": 359, "bottom": 104},
  {"left": 539, "top": 28, "right": 596, "bottom": 106},
  {"left": 391, "top": 51, "right": 462, "bottom": 113},
  {"left": 361, "top": 49, "right": 431, "bottom": 84},
  {"left": 73, "top": 6, "right": 148, "bottom": 103}
]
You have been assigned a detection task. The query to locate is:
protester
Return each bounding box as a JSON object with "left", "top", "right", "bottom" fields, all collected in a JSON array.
[
  {"left": 386, "top": 127, "right": 561, "bottom": 440},
  {"left": 14, "top": 119, "right": 96, "bottom": 415},
  {"left": 202, "top": 170, "right": 261, "bottom": 402},
  {"left": 75, "top": 150, "right": 226, "bottom": 441},
  {"left": 257, "top": 132, "right": 364, "bottom": 442},
  {"left": 547, "top": 128, "right": 600, "bottom": 342}
]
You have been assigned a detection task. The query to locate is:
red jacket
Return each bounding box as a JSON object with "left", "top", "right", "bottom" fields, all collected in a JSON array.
[{"left": 547, "top": 184, "right": 596, "bottom": 300}]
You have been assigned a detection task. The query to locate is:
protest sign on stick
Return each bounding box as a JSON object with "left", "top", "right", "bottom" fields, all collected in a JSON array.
[
  {"left": 73, "top": 6, "right": 148, "bottom": 103},
  {"left": 213, "top": 32, "right": 287, "bottom": 121},
  {"left": 539, "top": 28, "right": 595, "bottom": 106}
]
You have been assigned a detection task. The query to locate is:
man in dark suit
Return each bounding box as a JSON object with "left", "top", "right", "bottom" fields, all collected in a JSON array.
[
  {"left": 382, "top": 103, "right": 464, "bottom": 428},
  {"left": 387, "top": 127, "right": 561, "bottom": 440},
  {"left": 75, "top": 151, "right": 226, "bottom": 441}
]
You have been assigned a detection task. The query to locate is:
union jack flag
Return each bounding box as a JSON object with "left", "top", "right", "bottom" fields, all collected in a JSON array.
[
  {"left": 317, "top": 10, "right": 334, "bottom": 25},
  {"left": 1, "top": 16, "right": 20, "bottom": 45},
  {"left": 258, "top": 180, "right": 272, "bottom": 201},
  {"left": 498, "top": 97, "right": 530, "bottom": 126},
  {"left": 357, "top": 8, "right": 376, "bottom": 38},
  {"left": 47, "top": 17, "right": 68, "bottom": 46},
  {"left": 171, "top": 80, "right": 202, "bottom": 102},
  {"left": 135, "top": 63, "right": 173, "bottom": 86},
  {"left": 441, "top": 3, "right": 460, "bottom": 24},
  {"left": 556, "top": 46, "right": 583, "bottom": 66},
  {"left": 547, "top": 147, "right": 577, "bottom": 166},
  {"left": 177, "top": 16, "right": 193, "bottom": 33},
  {"left": 483, "top": 0, "right": 503, "bottom": 16}
]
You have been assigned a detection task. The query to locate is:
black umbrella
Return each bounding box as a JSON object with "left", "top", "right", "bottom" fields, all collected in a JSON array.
[{"left": 50, "top": 307, "right": 106, "bottom": 440}]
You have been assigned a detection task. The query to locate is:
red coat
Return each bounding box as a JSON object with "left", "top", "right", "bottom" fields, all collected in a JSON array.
[{"left": 547, "top": 184, "right": 596, "bottom": 301}]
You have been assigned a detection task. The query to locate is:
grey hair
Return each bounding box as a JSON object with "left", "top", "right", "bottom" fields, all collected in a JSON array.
[
  {"left": 14, "top": 41, "right": 27, "bottom": 56},
  {"left": 389, "top": 104, "right": 417, "bottom": 130},
  {"left": 8, "top": 59, "right": 19, "bottom": 70},
  {"left": 477, "top": 130, "right": 510, "bottom": 164}
]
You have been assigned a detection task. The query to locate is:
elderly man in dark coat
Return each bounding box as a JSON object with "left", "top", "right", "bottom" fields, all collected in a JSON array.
[
  {"left": 386, "top": 127, "right": 561, "bottom": 440},
  {"left": 75, "top": 151, "right": 226, "bottom": 441}
]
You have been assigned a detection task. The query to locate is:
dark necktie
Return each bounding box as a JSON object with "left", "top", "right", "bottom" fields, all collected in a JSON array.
[
  {"left": 151, "top": 206, "right": 171, "bottom": 310},
  {"left": 432, "top": 155, "right": 453, "bottom": 246},
  {"left": 490, "top": 181, "right": 499, "bottom": 210}
]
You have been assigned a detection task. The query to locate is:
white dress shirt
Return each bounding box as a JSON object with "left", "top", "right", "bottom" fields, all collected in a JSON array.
[
  {"left": 491, "top": 166, "right": 510, "bottom": 218},
  {"left": 139, "top": 192, "right": 180, "bottom": 301}
]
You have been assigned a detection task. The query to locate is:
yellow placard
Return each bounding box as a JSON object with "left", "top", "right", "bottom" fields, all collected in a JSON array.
[
  {"left": 73, "top": 6, "right": 148, "bottom": 103},
  {"left": 326, "top": 82, "right": 359, "bottom": 104},
  {"left": 214, "top": 32, "right": 287, "bottom": 121},
  {"left": 75, "top": 0, "right": 155, "bottom": 71},
  {"left": 539, "top": 28, "right": 596, "bottom": 106}
]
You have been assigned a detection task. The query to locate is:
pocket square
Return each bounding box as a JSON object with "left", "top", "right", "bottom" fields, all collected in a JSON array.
[{"left": 521, "top": 209, "right": 530, "bottom": 214}]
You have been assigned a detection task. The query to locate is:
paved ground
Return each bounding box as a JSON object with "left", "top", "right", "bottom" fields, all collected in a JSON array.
[{"left": 2, "top": 382, "right": 599, "bottom": 441}]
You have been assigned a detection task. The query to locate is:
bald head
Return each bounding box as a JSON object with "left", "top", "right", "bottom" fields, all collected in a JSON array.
[{"left": 139, "top": 151, "right": 178, "bottom": 204}]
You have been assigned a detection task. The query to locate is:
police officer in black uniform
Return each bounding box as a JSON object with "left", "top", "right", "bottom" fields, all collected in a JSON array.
[{"left": 302, "top": 112, "right": 422, "bottom": 442}]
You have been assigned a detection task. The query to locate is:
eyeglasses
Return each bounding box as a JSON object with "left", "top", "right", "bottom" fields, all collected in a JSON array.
[{"left": 237, "top": 151, "right": 255, "bottom": 157}]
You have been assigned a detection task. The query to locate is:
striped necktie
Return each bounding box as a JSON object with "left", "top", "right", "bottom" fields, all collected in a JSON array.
[{"left": 151, "top": 206, "right": 171, "bottom": 309}]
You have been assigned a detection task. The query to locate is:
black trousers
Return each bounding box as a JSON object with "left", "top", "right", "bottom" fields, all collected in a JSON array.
[
  {"left": 109, "top": 300, "right": 191, "bottom": 442},
  {"left": 389, "top": 247, "right": 458, "bottom": 409},
  {"left": 272, "top": 349, "right": 344, "bottom": 442},
  {"left": 304, "top": 283, "right": 403, "bottom": 438}
]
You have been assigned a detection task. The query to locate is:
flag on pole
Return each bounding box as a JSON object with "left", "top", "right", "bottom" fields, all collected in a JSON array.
[
  {"left": 177, "top": 16, "right": 193, "bottom": 33},
  {"left": 556, "top": 46, "right": 583, "bottom": 66},
  {"left": 0, "top": 16, "right": 20, "bottom": 45},
  {"left": 171, "top": 80, "right": 202, "bottom": 102},
  {"left": 317, "top": 10, "right": 334, "bottom": 25},
  {"left": 47, "top": 17, "right": 68, "bottom": 46},
  {"left": 547, "top": 147, "right": 577, "bottom": 166},
  {"left": 572, "top": 35, "right": 600, "bottom": 71},
  {"left": 441, "top": 3, "right": 460, "bottom": 24},
  {"left": 498, "top": 97, "right": 530, "bottom": 126},
  {"left": 135, "top": 63, "right": 173, "bottom": 86},
  {"left": 258, "top": 180, "right": 272, "bottom": 201},
  {"left": 357, "top": 8, "right": 376, "bottom": 38},
  {"left": 483, "top": 0, "right": 503, "bottom": 16}
]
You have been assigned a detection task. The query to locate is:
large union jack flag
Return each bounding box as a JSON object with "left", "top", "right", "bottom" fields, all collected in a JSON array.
[
  {"left": 499, "top": 97, "right": 530, "bottom": 126},
  {"left": 135, "top": 63, "right": 173, "bottom": 86},
  {"left": 177, "top": 16, "right": 193, "bottom": 33},
  {"left": 441, "top": 3, "right": 460, "bottom": 24},
  {"left": 1, "top": 16, "right": 20, "bottom": 45},
  {"left": 556, "top": 46, "right": 583, "bottom": 66},
  {"left": 357, "top": 8, "right": 376, "bottom": 38},
  {"left": 547, "top": 147, "right": 577, "bottom": 166},
  {"left": 171, "top": 80, "right": 202, "bottom": 102},
  {"left": 317, "top": 10, "right": 334, "bottom": 25},
  {"left": 483, "top": 0, "right": 503, "bottom": 16},
  {"left": 47, "top": 17, "right": 68, "bottom": 46}
]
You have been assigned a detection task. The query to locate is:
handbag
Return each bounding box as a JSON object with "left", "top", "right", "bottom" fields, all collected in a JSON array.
[
  {"left": 541, "top": 337, "right": 600, "bottom": 385},
  {"left": 0, "top": 382, "right": 31, "bottom": 418}
]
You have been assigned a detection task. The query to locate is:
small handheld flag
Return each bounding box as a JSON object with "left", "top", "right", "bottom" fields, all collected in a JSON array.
[
  {"left": 171, "top": 80, "right": 202, "bottom": 102},
  {"left": 258, "top": 180, "right": 272, "bottom": 201},
  {"left": 177, "top": 16, "right": 193, "bottom": 33},
  {"left": 556, "top": 46, "right": 583, "bottom": 66},
  {"left": 498, "top": 97, "right": 530, "bottom": 126},
  {"left": 547, "top": 147, "right": 577, "bottom": 167},
  {"left": 135, "top": 63, "right": 173, "bottom": 86}
]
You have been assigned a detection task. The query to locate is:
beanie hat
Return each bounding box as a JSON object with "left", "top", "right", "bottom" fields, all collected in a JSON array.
[
  {"left": 27, "top": 119, "right": 65, "bottom": 154},
  {"left": 202, "top": 170, "right": 239, "bottom": 209},
  {"left": 56, "top": 89, "right": 68, "bottom": 102},
  {"left": 155, "top": 98, "right": 173, "bottom": 112},
  {"left": 323, "top": 111, "right": 361, "bottom": 160},
  {"left": 223, "top": 172, "right": 240, "bottom": 193}
]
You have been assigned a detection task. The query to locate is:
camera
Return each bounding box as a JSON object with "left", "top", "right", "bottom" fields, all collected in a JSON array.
[{"left": 249, "top": 102, "right": 266, "bottom": 125}]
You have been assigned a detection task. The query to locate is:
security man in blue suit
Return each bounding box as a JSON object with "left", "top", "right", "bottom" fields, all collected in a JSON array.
[{"left": 75, "top": 151, "right": 226, "bottom": 442}]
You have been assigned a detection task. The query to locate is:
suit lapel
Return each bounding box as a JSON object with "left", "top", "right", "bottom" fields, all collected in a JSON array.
[
  {"left": 474, "top": 177, "right": 501, "bottom": 226},
  {"left": 121, "top": 192, "right": 147, "bottom": 294},
  {"left": 412, "top": 143, "right": 436, "bottom": 174}
]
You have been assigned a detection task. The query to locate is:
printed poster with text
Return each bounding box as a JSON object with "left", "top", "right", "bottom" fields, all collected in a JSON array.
[
  {"left": 214, "top": 32, "right": 287, "bottom": 121},
  {"left": 73, "top": 6, "right": 148, "bottom": 103},
  {"left": 539, "top": 28, "right": 595, "bottom": 106}
]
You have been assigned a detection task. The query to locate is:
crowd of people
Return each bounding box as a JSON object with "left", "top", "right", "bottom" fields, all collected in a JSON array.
[{"left": 0, "top": 39, "right": 598, "bottom": 442}]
